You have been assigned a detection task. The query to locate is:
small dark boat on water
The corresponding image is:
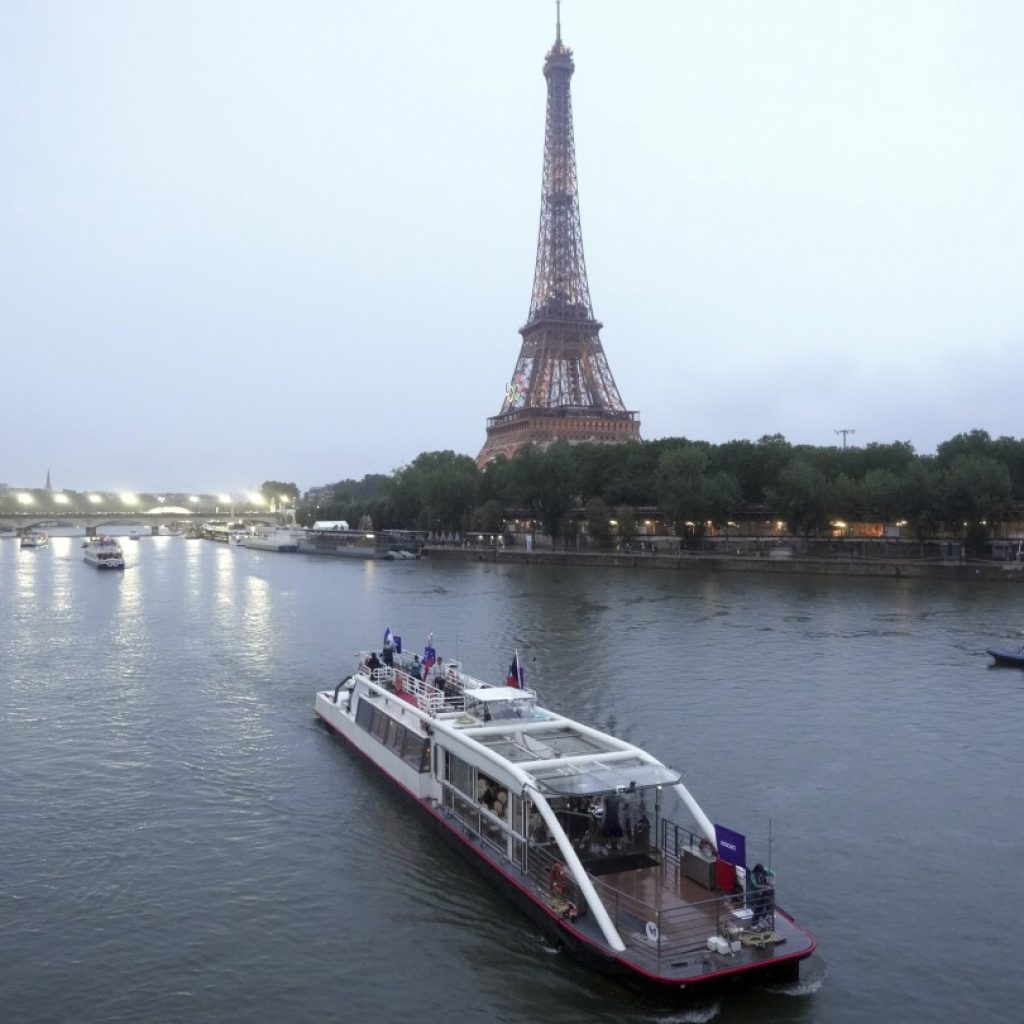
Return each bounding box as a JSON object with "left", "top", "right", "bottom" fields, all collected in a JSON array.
[{"left": 987, "top": 646, "right": 1024, "bottom": 668}]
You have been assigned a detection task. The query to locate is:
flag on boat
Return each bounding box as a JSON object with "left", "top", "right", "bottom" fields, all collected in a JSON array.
[
  {"left": 383, "top": 625, "right": 394, "bottom": 649},
  {"left": 423, "top": 633, "right": 436, "bottom": 671},
  {"left": 507, "top": 650, "right": 524, "bottom": 689}
]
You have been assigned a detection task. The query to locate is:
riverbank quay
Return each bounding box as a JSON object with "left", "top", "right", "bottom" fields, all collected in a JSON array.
[{"left": 424, "top": 545, "right": 1024, "bottom": 582}]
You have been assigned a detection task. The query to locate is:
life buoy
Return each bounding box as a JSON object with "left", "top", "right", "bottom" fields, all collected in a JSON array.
[
  {"left": 699, "top": 837, "right": 715, "bottom": 858},
  {"left": 549, "top": 861, "right": 567, "bottom": 896}
]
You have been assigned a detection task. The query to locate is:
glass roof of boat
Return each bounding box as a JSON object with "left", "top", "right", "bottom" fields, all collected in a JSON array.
[
  {"left": 475, "top": 725, "right": 612, "bottom": 762},
  {"left": 530, "top": 757, "right": 681, "bottom": 796}
]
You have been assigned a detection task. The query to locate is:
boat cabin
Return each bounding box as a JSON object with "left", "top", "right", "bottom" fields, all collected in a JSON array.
[{"left": 462, "top": 687, "right": 537, "bottom": 722}]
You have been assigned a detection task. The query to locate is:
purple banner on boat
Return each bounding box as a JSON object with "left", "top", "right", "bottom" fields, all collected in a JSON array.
[{"left": 714, "top": 824, "right": 747, "bottom": 868}]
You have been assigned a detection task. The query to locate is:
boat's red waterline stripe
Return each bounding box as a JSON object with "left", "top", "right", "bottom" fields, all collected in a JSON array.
[{"left": 315, "top": 707, "right": 815, "bottom": 987}]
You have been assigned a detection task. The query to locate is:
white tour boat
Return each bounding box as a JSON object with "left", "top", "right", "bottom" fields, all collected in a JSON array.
[
  {"left": 20, "top": 529, "right": 49, "bottom": 548},
  {"left": 83, "top": 535, "right": 126, "bottom": 569},
  {"left": 241, "top": 525, "right": 301, "bottom": 552},
  {"left": 315, "top": 641, "right": 815, "bottom": 997}
]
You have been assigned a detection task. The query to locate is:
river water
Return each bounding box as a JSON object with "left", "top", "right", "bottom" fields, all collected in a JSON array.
[{"left": 2, "top": 536, "right": 1021, "bottom": 1023}]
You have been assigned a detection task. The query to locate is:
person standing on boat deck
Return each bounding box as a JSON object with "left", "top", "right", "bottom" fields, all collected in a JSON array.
[
  {"left": 382, "top": 638, "right": 395, "bottom": 668},
  {"left": 431, "top": 656, "right": 445, "bottom": 687},
  {"left": 620, "top": 792, "right": 635, "bottom": 843},
  {"left": 366, "top": 651, "right": 382, "bottom": 675},
  {"left": 409, "top": 654, "right": 423, "bottom": 680},
  {"left": 602, "top": 794, "right": 624, "bottom": 849}
]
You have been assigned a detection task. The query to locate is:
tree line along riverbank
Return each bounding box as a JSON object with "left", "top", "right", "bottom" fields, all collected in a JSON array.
[{"left": 303, "top": 431, "right": 1024, "bottom": 560}]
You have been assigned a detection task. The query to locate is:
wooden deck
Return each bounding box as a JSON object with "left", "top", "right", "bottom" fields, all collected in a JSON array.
[{"left": 595, "top": 859, "right": 721, "bottom": 907}]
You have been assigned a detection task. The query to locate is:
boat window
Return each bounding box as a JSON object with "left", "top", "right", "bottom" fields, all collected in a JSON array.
[
  {"left": 511, "top": 793, "right": 526, "bottom": 837},
  {"left": 453, "top": 793, "right": 479, "bottom": 832},
  {"left": 400, "top": 730, "right": 428, "bottom": 771},
  {"left": 476, "top": 772, "right": 509, "bottom": 820},
  {"left": 384, "top": 718, "right": 400, "bottom": 750},
  {"left": 445, "top": 751, "right": 474, "bottom": 797},
  {"left": 370, "top": 708, "right": 389, "bottom": 741},
  {"left": 480, "top": 814, "right": 506, "bottom": 854},
  {"left": 513, "top": 837, "right": 526, "bottom": 870},
  {"left": 355, "top": 697, "right": 376, "bottom": 732}
]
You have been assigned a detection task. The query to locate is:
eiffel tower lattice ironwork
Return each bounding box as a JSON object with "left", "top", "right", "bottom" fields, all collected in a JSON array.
[{"left": 476, "top": 13, "right": 640, "bottom": 467}]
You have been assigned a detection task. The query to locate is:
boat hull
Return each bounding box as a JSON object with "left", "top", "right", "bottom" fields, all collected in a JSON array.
[
  {"left": 988, "top": 647, "right": 1024, "bottom": 668},
  {"left": 298, "top": 529, "right": 422, "bottom": 560},
  {"left": 242, "top": 528, "right": 300, "bottom": 552},
  {"left": 314, "top": 702, "right": 814, "bottom": 999}
]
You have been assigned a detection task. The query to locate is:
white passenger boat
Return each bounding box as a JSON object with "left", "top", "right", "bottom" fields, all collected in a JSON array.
[
  {"left": 20, "top": 529, "right": 49, "bottom": 548},
  {"left": 241, "top": 525, "right": 300, "bottom": 552},
  {"left": 315, "top": 642, "right": 815, "bottom": 997},
  {"left": 83, "top": 535, "right": 126, "bottom": 569}
]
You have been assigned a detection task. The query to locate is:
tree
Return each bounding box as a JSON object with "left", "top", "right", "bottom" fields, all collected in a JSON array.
[
  {"left": 935, "top": 429, "right": 994, "bottom": 468},
  {"left": 584, "top": 497, "right": 612, "bottom": 548},
  {"left": 655, "top": 445, "right": 710, "bottom": 530},
  {"left": 472, "top": 499, "right": 504, "bottom": 533},
  {"left": 392, "top": 451, "right": 479, "bottom": 532},
  {"left": 534, "top": 442, "right": 576, "bottom": 542},
  {"left": 894, "top": 460, "right": 939, "bottom": 540},
  {"left": 260, "top": 480, "right": 300, "bottom": 510},
  {"left": 614, "top": 505, "right": 638, "bottom": 548},
  {"left": 859, "top": 468, "right": 903, "bottom": 521},
  {"left": 768, "top": 460, "right": 830, "bottom": 535},
  {"left": 938, "top": 454, "right": 1013, "bottom": 526},
  {"left": 703, "top": 471, "right": 741, "bottom": 524}
]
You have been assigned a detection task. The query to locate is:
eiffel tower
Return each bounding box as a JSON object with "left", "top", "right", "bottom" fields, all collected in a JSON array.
[{"left": 476, "top": 11, "right": 640, "bottom": 468}]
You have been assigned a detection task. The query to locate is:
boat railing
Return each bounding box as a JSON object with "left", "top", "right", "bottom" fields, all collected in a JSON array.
[
  {"left": 587, "top": 870, "right": 773, "bottom": 960},
  {"left": 660, "top": 818, "right": 707, "bottom": 868},
  {"left": 377, "top": 665, "right": 445, "bottom": 715},
  {"left": 442, "top": 787, "right": 513, "bottom": 858},
  {"left": 526, "top": 840, "right": 585, "bottom": 915}
]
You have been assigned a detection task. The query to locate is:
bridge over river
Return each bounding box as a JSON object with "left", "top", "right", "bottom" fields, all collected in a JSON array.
[{"left": 1, "top": 511, "right": 276, "bottom": 537}]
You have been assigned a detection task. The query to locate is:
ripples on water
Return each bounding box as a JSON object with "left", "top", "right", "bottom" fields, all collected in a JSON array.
[{"left": 2, "top": 539, "right": 1022, "bottom": 1023}]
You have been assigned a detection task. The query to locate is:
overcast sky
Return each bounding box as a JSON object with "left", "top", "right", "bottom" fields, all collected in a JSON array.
[{"left": 3, "top": 1, "right": 1022, "bottom": 494}]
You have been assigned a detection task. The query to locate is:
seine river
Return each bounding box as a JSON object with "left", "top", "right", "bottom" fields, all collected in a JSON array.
[{"left": 2, "top": 535, "right": 1021, "bottom": 1023}]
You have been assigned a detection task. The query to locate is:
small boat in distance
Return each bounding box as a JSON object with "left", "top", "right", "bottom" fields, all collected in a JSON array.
[
  {"left": 987, "top": 646, "right": 1024, "bottom": 668},
  {"left": 20, "top": 530, "right": 49, "bottom": 548},
  {"left": 83, "top": 535, "right": 125, "bottom": 569},
  {"left": 315, "top": 639, "right": 815, "bottom": 997}
]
